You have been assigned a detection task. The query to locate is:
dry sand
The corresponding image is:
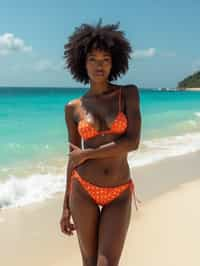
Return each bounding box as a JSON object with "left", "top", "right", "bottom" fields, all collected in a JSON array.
[{"left": 0, "top": 151, "right": 200, "bottom": 266}]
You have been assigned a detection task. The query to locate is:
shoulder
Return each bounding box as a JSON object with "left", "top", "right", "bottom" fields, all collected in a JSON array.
[
  {"left": 122, "top": 84, "right": 140, "bottom": 102},
  {"left": 64, "top": 98, "right": 80, "bottom": 114},
  {"left": 123, "top": 84, "right": 139, "bottom": 94},
  {"left": 64, "top": 98, "right": 82, "bottom": 124}
]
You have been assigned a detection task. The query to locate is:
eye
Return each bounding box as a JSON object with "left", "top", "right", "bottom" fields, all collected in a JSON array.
[{"left": 104, "top": 57, "right": 111, "bottom": 63}]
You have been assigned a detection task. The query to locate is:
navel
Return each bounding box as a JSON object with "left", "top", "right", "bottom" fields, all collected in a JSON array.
[{"left": 103, "top": 168, "right": 110, "bottom": 175}]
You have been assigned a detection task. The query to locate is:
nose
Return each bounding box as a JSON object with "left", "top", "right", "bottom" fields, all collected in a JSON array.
[{"left": 96, "top": 60, "right": 104, "bottom": 67}]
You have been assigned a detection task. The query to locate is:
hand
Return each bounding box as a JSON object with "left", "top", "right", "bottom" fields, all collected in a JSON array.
[
  {"left": 60, "top": 208, "right": 76, "bottom": 236},
  {"left": 67, "top": 142, "right": 91, "bottom": 168}
]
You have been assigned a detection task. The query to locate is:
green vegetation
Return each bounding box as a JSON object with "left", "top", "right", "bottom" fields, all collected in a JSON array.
[{"left": 177, "top": 71, "right": 200, "bottom": 89}]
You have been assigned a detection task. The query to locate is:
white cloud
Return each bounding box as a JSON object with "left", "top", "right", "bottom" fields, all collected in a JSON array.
[
  {"left": 132, "top": 48, "right": 176, "bottom": 59},
  {"left": 133, "top": 48, "right": 156, "bottom": 58},
  {"left": 0, "top": 33, "right": 32, "bottom": 56}
]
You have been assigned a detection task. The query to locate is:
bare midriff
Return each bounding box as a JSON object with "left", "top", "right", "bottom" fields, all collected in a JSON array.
[{"left": 75, "top": 135, "right": 131, "bottom": 187}]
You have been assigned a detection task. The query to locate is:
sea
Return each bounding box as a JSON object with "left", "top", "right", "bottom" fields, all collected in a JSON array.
[{"left": 0, "top": 86, "right": 200, "bottom": 209}]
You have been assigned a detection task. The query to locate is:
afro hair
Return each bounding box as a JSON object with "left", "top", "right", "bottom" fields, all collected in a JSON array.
[{"left": 64, "top": 19, "right": 132, "bottom": 84}]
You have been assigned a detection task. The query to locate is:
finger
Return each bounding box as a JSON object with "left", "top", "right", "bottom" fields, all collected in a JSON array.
[
  {"left": 68, "top": 142, "right": 81, "bottom": 150},
  {"left": 66, "top": 227, "right": 73, "bottom": 235},
  {"left": 63, "top": 220, "right": 74, "bottom": 234},
  {"left": 60, "top": 221, "right": 70, "bottom": 235},
  {"left": 70, "top": 223, "right": 76, "bottom": 230},
  {"left": 61, "top": 225, "right": 68, "bottom": 235},
  {"left": 69, "top": 226, "right": 76, "bottom": 232},
  {"left": 70, "top": 143, "right": 81, "bottom": 150},
  {"left": 63, "top": 225, "right": 71, "bottom": 235}
]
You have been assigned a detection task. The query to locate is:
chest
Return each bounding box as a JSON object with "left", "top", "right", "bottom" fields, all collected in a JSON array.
[{"left": 76, "top": 95, "right": 125, "bottom": 130}]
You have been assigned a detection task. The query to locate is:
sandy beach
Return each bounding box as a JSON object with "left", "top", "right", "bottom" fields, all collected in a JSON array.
[
  {"left": 183, "top": 88, "right": 200, "bottom": 91},
  {"left": 1, "top": 151, "right": 200, "bottom": 266}
]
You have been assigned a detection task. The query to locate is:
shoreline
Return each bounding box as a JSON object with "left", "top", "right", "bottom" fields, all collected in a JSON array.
[
  {"left": 1, "top": 150, "right": 200, "bottom": 265},
  {"left": 179, "top": 87, "right": 200, "bottom": 91}
]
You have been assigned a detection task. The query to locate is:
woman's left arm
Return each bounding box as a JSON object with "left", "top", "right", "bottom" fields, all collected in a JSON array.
[{"left": 84, "top": 85, "right": 142, "bottom": 160}]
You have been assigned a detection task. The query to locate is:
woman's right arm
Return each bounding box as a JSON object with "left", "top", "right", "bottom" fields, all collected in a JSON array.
[{"left": 62, "top": 100, "right": 82, "bottom": 214}]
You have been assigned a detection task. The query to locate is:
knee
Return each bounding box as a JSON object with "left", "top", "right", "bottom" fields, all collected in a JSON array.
[
  {"left": 97, "top": 254, "right": 118, "bottom": 266},
  {"left": 97, "top": 255, "right": 108, "bottom": 266},
  {"left": 82, "top": 255, "right": 97, "bottom": 266}
]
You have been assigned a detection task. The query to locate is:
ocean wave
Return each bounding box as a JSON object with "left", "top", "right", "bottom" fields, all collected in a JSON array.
[
  {"left": 194, "top": 112, "right": 200, "bottom": 117},
  {"left": 128, "top": 132, "right": 200, "bottom": 167},
  {"left": 174, "top": 119, "right": 199, "bottom": 131},
  {"left": 0, "top": 173, "right": 65, "bottom": 209}
]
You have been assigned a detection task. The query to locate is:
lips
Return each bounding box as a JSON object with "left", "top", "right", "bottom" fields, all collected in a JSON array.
[{"left": 95, "top": 71, "right": 104, "bottom": 76}]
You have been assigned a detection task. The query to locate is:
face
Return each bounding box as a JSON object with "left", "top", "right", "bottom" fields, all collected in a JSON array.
[{"left": 85, "top": 49, "right": 112, "bottom": 82}]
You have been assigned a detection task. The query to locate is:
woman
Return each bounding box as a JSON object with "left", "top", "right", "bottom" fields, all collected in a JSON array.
[{"left": 60, "top": 20, "right": 141, "bottom": 266}]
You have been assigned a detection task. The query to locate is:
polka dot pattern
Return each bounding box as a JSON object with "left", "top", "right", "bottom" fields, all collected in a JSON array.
[
  {"left": 78, "top": 112, "right": 128, "bottom": 140},
  {"left": 70, "top": 169, "right": 134, "bottom": 206},
  {"left": 77, "top": 87, "right": 128, "bottom": 140}
]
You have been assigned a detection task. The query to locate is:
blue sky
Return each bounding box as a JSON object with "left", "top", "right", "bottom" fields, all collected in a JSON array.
[{"left": 0, "top": 0, "right": 200, "bottom": 88}]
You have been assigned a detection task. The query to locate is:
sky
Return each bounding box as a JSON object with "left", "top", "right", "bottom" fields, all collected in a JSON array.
[{"left": 0, "top": 0, "right": 200, "bottom": 88}]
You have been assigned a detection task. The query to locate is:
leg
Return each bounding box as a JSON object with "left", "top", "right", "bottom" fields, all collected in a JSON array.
[
  {"left": 97, "top": 187, "right": 132, "bottom": 266},
  {"left": 69, "top": 178, "right": 101, "bottom": 266}
]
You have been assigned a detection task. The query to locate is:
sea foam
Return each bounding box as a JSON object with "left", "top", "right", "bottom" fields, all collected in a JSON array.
[
  {"left": 128, "top": 132, "right": 200, "bottom": 167},
  {"left": 0, "top": 172, "right": 65, "bottom": 209}
]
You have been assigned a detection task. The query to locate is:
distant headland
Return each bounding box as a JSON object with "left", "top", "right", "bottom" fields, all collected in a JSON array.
[{"left": 176, "top": 71, "right": 200, "bottom": 91}]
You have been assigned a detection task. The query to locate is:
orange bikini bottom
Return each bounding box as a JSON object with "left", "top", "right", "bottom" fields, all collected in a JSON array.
[{"left": 70, "top": 169, "right": 140, "bottom": 211}]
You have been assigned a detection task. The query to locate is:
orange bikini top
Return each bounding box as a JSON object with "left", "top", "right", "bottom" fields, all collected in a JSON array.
[{"left": 78, "top": 87, "right": 128, "bottom": 140}]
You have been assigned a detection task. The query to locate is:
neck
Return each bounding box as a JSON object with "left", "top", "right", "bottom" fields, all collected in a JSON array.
[{"left": 87, "top": 80, "right": 111, "bottom": 96}]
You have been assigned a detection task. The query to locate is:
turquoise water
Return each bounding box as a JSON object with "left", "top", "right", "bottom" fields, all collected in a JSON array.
[{"left": 0, "top": 86, "right": 200, "bottom": 208}]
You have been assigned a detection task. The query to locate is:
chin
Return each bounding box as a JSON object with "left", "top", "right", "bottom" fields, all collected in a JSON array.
[{"left": 92, "top": 75, "right": 108, "bottom": 82}]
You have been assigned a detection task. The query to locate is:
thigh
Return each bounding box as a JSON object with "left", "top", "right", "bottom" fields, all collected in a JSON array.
[
  {"left": 97, "top": 188, "right": 132, "bottom": 265},
  {"left": 69, "top": 178, "right": 100, "bottom": 264}
]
